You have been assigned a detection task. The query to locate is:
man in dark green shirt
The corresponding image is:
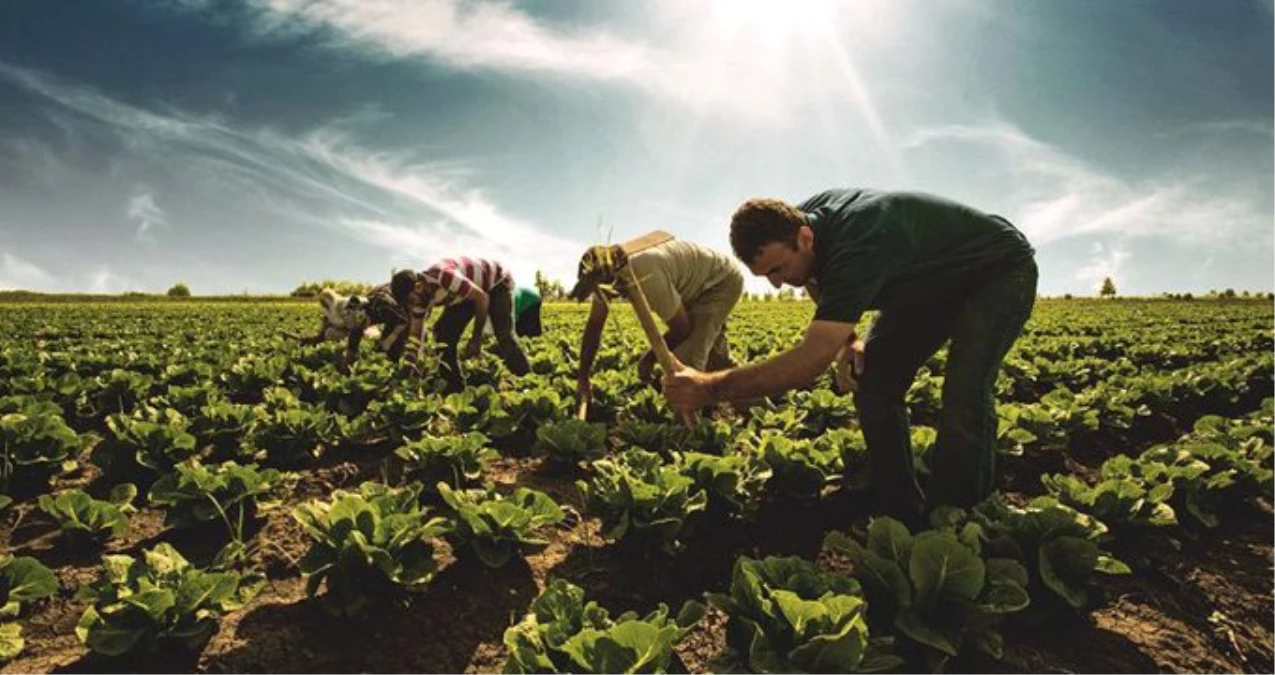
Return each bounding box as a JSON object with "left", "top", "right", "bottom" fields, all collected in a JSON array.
[{"left": 663, "top": 188, "right": 1037, "bottom": 520}]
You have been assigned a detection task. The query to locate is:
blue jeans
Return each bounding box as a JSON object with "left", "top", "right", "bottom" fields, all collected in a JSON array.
[{"left": 854, "top": 259, "right": 1038, "bottom": 517}]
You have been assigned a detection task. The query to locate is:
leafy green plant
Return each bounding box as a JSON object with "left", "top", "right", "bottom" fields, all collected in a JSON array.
[
  {"left": 221, "top": 355, "right": 289, "bottom": 403},
  {"left": 685, "top": 417, "right": 741, "bottom": 455},
  {"left": 364, "top": 394, "right": 442, "bottom": 443},
  {"left": 791, "top": 388, "right": 854, "bottom": 435},
  {"left": 620, "top": 387, "right": 673, "bottom": 424},
  {"left": 1041, "top": 469, "right": 1176, "bottom": 534},
  {"left": 577, "top": 448, "right": 707, "bottom": 550},
  {"left": 707, "top": 555, "right": 901, "bottom": 673},
  {"left": 190, "top": 401, "right": 257, "bottom": 457},
  {"left": 1, "top": 554, "right": 58, "bottom": 616},
  {"left": 967, "top": 495, "right": 1130, "bottom": 611},
  {"left": 75, "top": 543, "right": 262, "bottom": 656},
  {"left": 502, "top": 386, "right": 564, "bottom": 429},
  {"left": 246, "top": 405, "right": 339, "bottom": 466},
  {"left": 436, "top": 483, "right": 564, "bottom": 567},
  {"left": 1, "top": 622, "right": 23, "bottom": 662},
  {"left": 292, "top": 481, "right": 450, "bottom": 616},
  {"left": 0, "top": 554, "right": 58, "bottom": 663},
  {"left": 0, "top": 402, "right": 80, "bottom": 497},
  {"left": 753, "top": 433, "right": 842, "bottom": 501},
  {"left": 617, "top": 419, "right": 688, "bottom": 456},
  {"left": 395, "top": 432, "right": 497, "bottom": 488},
  {"left": 148, "top": 460, "right": 283, "bottom": 536},
  {"left": 535, "top": 419, "right": 608, "bottom": 465},
  {"left": 504, "top": 578, "right": 704, "bottom": 674},
  {"left": 824, "top": 517, "right": 1030, "bottom": 665},
  {"left": 675, "top": 450, "right": 772, "bottom": 516},
  {"left": 439, "top": 385, "right": 503, "bottom": 432},
  {"left": 748, "top": 405, "right": 808, "bottom": 436},
  {"left": 37, "top": 484, "right": 137, "bottom": 542},
  {"left": 100, "top": 408, "right": 198, "bottom": 474},
  {"left": 87, "top": 369, "right": 154, "bottom": 415}
]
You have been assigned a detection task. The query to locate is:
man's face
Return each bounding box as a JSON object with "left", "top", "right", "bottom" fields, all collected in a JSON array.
[{"left": 747, "top": 225, "right": 816, "bottom": 289}]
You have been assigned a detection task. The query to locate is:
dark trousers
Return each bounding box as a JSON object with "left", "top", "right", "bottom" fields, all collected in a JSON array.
[
  {"left": 854, "top": 259, "right": 1038, "bottom": 518},
  {"left": 515, "top": 298, "right": 543, "bottom": 337},
  {"left": 433, "top": 283, "right": 531, "bottom": 391}
]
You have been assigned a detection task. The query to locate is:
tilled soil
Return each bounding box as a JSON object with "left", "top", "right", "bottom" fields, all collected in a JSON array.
[{"left": 3, "top": 441, "right": 1272, "bottom": 674}]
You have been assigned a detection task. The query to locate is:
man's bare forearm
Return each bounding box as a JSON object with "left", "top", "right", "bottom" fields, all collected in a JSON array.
[
  {"left": 578, "top": 299, "right": 607, "bottom": 383},
  {"left": 707, "top": 343, "right": 829, "bottom": 402}
]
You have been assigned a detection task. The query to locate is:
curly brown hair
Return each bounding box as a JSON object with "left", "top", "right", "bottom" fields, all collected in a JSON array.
[{"left": 729, "top": 198, "right": 808, "bottom": 263}]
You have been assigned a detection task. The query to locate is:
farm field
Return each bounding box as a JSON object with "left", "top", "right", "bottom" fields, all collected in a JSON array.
[{"left": 0, "top": 298, "right": 1271, "bottom": 674}]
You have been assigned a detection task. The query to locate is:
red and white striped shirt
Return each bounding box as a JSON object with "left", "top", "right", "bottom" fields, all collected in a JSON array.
[{"left": 410, "top": 257, "right": 512, "bottom": 316}]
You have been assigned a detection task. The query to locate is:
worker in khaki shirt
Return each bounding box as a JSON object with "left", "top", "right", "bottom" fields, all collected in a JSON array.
[{"left": 569, "top": 239, "right": 744, "bottom": 410}]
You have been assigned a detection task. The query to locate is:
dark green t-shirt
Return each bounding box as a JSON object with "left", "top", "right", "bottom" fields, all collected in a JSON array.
[{"left": 804, "top": 189, "right": 1034, "bottom": 324}]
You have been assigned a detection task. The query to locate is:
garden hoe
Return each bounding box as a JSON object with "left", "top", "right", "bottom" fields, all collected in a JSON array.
[{"left": 574, "top": 230, "right": 697, "bottom": 426}]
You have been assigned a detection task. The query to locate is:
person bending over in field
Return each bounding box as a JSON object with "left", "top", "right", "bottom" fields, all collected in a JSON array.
[
  {"left": 294, "top": 285, "right": 408, "bottom": 371},
  {"left": 662, "top": 188, "right": 1038, "bottom": 523},
  {"left": 513, "top": 285, "right": 544, "bottom": 338},
  {"left": 475, "top": 285, "right": 545, "bottom": 338},
  {"left": 391, "top": 257, "right": 531, "bottom": 392},
  {"left": 569, "top": 239, "right": 743, "bottom": 411}
]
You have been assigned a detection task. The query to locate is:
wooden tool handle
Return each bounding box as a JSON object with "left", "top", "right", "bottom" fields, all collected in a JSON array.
[{"left": 620, "top": 266, "right": 698, "bottom": 426}]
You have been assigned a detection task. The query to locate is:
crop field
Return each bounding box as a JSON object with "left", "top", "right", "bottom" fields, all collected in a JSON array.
[{"left": 0, "top": 298, "right": 1271, "bottom": 674}]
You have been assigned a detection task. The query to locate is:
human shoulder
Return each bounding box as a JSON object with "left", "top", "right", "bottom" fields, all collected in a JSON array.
[{"left": 797, "top": 187, "right": 877, "bottom": 213}]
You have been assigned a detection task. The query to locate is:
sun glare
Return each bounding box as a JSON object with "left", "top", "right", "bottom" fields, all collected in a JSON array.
[{"left": 708, "top": 0, "right": 839, "bottom": 48}]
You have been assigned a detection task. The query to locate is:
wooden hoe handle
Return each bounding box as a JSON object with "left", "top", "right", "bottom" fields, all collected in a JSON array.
[{"left": 620, "top": 265, "right": 698, "bottom": 427}]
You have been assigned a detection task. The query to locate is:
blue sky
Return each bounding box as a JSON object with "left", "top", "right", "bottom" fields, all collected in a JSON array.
[{"left": 0, "top": 0, "right": 1270, "bottom": 296}]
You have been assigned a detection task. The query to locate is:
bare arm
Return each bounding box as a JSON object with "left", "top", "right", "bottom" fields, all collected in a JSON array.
[
  {"left": 661, "top": 308, "right": 692, "bottom": 352},
  {"left": 467, "top": 286, "right": 490, "bottom": 345},
  {"left": 639, "top": 307, "right": 691, "bottom": 378},
  {"left": 704, "top": 319, "right": 856, "bottom": 402},
  {"left": 401, "top": 307, "right": 433, "bottom": 371},
  {"left": 578, "top": 296, "right": 609, "bottom": 386}
]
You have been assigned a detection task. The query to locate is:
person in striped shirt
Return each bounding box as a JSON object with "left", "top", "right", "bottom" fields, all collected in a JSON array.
[
  {"left": 294, "top": 284, "right": 407, "bottom": 371},
  {"left": 390, "top": 257, "right": 531, "bottom": 391}
]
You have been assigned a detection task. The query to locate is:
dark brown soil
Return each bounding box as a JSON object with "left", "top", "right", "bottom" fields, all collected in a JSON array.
[{"left": 3, "top": 439, "right": 1271, "bottom": 674}]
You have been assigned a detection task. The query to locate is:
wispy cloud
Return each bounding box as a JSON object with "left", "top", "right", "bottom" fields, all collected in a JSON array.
[
  {"left": 237, "top": 0, "right": 650, "bottom": 80},
  {"left": 0, "top": 61, "right": 582, "bottom": 281},
  {"left": 0, "top": 250, "right": 56, "bottom": 291},
  {"left": 158, "top": 0, "right": 870, "bottom": 128},
  {"left": 1160, "top": 119, "right": 1274, "bottom": 140},
  {"left": 904, "top": 121, "right": 1271, "bottom": 248},
  {"left": 126, "top": 187, "right": 168, "bottom": 240}
]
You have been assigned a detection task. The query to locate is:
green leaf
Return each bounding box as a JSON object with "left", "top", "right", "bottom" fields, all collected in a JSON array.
[
  {"left": 0, "top": 557, "right": 58, "bottom": 605},
  {"left": 1039, "top": 536, "right": 1098, "bottom": 609},
  {"left": 895, "top": 608, "right": 958, "bottom": 656},
  {"left": 908, "top": 532, "right": 985, "bottom": 604},
  {"left": 978, "top": 581, "right": 1030, "bottom": 614},
  {"left": 866, "top": 517, "right": 913, "bottom": 564},
  {"left": 0, "top": 622, "right": 23, "bottom": 662}
]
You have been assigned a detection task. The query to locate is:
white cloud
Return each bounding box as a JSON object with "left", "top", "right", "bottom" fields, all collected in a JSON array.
[
  {"left": 1074, "top": 241, "right": 1131, "bottom": 293},
  {"left": 126, "top": 187, "right": 168, "bottom": 240},
  {"left": 243, "top": 0, "right": 650, "bottom": 80},
  {"left": 904, "top": 121, "right": 1271, "bottom": 249},
  {"left": 0, "top": 61, "right": 585, "bottom": 285},
  {"left": 156, "top": 0, "right": 891, "bottom": 129},
  {"left": 0, "top": 250, "right": 56, "bottom": 291}
]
